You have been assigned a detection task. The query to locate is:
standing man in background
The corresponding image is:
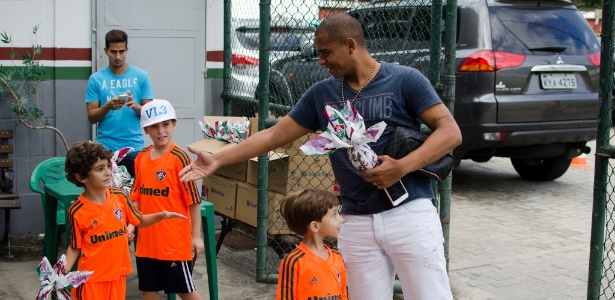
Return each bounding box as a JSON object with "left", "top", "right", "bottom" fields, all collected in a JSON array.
[{"left": 85, "top": 29, "right": 154, "bottom": 177}]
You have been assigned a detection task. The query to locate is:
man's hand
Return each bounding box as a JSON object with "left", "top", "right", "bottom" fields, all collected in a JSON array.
[
  {"left": 123, "top": 92, "right": 140, "bottom": 111},
  {"left": 179, "top": 145, "right": 220, "bottom": 182},
  {"left": 105, "top": 96, "right": 128, "bottom": 110},
  {"left": 358, "top": 155, "right": 407, "bottom": 189}
]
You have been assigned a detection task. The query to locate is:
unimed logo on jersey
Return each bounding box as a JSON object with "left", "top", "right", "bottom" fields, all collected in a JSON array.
[
  {"left": 139, "top": 184, "right": 170, "bottom": 197},
  {"left": 307, "top": 294, "right": 343, "bottom": 300},
  {"left": 90, "top": 224, "right": 127, "bottom": 244}
]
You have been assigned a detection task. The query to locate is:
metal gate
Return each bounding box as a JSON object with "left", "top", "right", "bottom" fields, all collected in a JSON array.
[{"left": 219, "top": 0, "right": 456, "bottom": 288}]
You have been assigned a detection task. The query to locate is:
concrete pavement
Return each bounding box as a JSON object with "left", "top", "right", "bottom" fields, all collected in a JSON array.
[
  {"left": 448, "top": 154, "right": 593, "bottom": 300},
  {"left": 0, "top": 145, "right": 597, "bottom": 299}
]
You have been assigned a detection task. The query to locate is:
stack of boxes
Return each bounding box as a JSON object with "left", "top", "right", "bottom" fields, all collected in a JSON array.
[{"left": 190, "top": 116, "right": 338, "bottom": 235}]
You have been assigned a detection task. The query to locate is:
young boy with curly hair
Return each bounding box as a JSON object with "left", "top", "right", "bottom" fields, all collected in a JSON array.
[
  {"left": 63, "top": 141, "right": 186, "bottom": 300},
  {"left": 130, "top": 99, "right": 204, "bottom": 299},
  {"left": 276, "top": 189, "right": 347, "bottom": 300}
]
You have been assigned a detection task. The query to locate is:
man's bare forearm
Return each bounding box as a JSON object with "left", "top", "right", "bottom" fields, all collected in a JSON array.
[
  {"left": 88, "top": 106, "right": 111, "bottom": 124},
  {"left": 214, "top": 116, "right": 309, "bottom": 167}
]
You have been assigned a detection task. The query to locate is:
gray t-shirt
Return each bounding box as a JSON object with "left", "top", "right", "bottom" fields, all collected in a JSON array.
[{"left": 289, "top": 61, "right": 442, "bottom": 215}]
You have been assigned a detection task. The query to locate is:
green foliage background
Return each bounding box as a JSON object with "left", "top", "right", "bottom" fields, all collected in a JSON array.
[{"left": 571, "top": 0, "right": 601, "bottom": 9}]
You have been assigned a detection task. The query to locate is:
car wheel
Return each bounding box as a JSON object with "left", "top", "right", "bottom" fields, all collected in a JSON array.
[{"left": 510, "top": 157, "right": 572, "bottom": 181}]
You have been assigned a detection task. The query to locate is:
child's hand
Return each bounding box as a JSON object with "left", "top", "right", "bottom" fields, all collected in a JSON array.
[
  {"left": 127, "top": 224, "right": 136, "bottom": 242},
  {"left": 192, "top": 237, "right": 204, "bottom": 259},
  {"left": 162, "top": 211, "right": 188, "bottom": 219}
]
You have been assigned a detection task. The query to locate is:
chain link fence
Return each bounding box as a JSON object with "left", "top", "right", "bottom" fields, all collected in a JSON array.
[
  {"left": 588, "top": 1, "right": 615, "bottom": 298},
  {"left": 217, "top": 0, "right": 452, "bottom": 284}
]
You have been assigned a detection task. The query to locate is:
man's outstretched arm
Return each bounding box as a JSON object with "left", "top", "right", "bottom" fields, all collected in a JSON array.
[{"left": 179, "top": 115, "right": 311, "bottom": 182}]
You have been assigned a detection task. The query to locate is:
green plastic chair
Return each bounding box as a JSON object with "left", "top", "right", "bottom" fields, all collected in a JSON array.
[
  {"left": 200, "top": 201, "right": 218, "bottom": 300},
  {"left": 29, "top": 157, "right": 69, "bottom": 255},
  {"left": 167, "top": 201, "right": 218, "bottom": 300}
]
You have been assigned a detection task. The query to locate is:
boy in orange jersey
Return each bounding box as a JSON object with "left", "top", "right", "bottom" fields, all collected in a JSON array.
[
  {"left": 63, "top": 141, "right": 187, "bottom": 300},
  {"left": 276, "top": 189, "right": 347, "bottom": 300},
  {"left": 130, "top": 99, "right": 204, "bottom": 300}
]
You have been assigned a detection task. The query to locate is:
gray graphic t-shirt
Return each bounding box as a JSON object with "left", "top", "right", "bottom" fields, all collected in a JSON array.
[{"left": 289, "top": 62, "right": 442, "bottom": 215}]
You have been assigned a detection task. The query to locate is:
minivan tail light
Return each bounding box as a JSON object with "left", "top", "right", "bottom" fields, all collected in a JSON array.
[
  {"left": 231, "top": 54, "right": 259, "bottom": 67},
  {"left": 458, "top": 50, "right": 525, "bottom": 72},
  {"left": 587, "top": 52, "right": 600, "bottom": 67},
  {"left": 483, "top": 131, "right": 510, "bottom": 141}
]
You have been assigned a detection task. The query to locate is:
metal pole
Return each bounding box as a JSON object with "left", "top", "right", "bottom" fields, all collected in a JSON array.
[
  {"left": 256, "top": 0, "right": 272, "bottom": 284},
  {"left": 222, "top": 0, "right": 232, "bottom": 116},
  {"left": 428, "top": 0, "right": 444, "bottom": 88},
  {"left": 587, "top": 1, "right": 614, "bottom": 297},
  {"left": 440, "top": 0, "right": 458, "bottom": 272}
]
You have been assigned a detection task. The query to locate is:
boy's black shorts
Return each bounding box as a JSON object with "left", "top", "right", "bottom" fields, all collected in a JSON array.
[{"left": 136, "top": 256, "right": 197, "bottom": 294}]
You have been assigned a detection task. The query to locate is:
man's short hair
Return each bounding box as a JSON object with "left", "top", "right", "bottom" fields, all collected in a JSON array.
[
  {"left": 105, "top": 29, "right": 128, "bottom": 48},
  {"left": 280, "top": 189, "right": 341, "bottom": 236},
  {"left": 316, "top": 13, "right": 365, "bottom": 46},
  {"left": 65, "top": 141, "right": 112, "bottom": 187}
]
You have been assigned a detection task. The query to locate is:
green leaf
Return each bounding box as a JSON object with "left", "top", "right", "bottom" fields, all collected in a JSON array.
[
  {"left": 32, "top": 24, "right": 40, "bottom": 34},
  {"left": 22, "top": 52, "right": 33, "bottom": 61},
  {"left": 0, "top": 32, "right": 10, "bottom": 44}
]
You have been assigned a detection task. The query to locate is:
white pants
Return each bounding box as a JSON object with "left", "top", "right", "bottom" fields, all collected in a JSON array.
[{"left": 338, "top": 198, "right": 453, "bottom": 300}]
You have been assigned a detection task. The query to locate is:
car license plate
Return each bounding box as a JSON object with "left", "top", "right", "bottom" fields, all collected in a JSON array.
[{"left": 540, "top": 73, "right": 577, "bottom": 90}]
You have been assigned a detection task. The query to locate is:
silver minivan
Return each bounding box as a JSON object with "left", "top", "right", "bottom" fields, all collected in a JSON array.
[{"left": 228, "top": 18, "right": 315, "bottom": 115}]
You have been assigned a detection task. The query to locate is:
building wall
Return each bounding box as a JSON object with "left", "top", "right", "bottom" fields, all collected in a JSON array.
[
  {"left": 582, "top": 9, "right": 603, "bottom": 36},
  {"left": 0, "top": 0, "right": 94, "bottom": 235},
  {"left": 1, "top": 0, "right": 225, "bottom": 236}
]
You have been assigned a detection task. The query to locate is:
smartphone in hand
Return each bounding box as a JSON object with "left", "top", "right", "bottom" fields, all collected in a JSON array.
[
  {"left": 118, "top": 93, "right": 128, "bottom": 101},
  {"left": 384, "top": 180, "right": 408, "bottom": 206}
]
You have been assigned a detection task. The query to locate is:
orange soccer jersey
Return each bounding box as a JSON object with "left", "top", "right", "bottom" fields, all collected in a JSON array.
[
  {"left": 277, "top": 242, "right": 348, "bottom": 300},
  {"left": 129, "top": 143, "right": 200, "bottom": 261},
  {"left": 68, "top": 188, "right": 143, "bottom": 283}
]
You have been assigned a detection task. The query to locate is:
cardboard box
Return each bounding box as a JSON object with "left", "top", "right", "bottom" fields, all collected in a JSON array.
[
  {"left": 246, "top": 115, "right": 323, "bottom": 156},
  {"left": 287, "top": 155, "right": 338, "bottom": 194},
  {"left": 188, "top": 116, "right": 251, "bottom": 182},
  {"left": 280, "top": 132, "right": 321, "bottom": 156},
  {"left": 234, "top": 182, "right": 292, "bottom": 235},
  {"left": 201, "top": 175, "right": 238, "bottom": 218},
  {"left": 249, "top": 114, "right": 292, "bottom": 148},
  {"left": 245, "top": 152, "right": 290, "bottom": 194},
  {"left": 246, "top": 153, "right": 338, "bottom": 195},
  {"left": 190, "top": 117, "right": 337, "bottom": 194},
  {"left": 188, "top": 138, "right": 247, "bottom": 181}
]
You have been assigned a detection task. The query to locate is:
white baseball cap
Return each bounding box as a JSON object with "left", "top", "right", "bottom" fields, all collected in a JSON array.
[{"left": 140, "top": 99, "right": 177, "bottom": 128}]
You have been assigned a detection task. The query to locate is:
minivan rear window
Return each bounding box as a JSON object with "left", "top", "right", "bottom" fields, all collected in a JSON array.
[{"left": 489, "top": 7, "right": 600, "bottom": 55}]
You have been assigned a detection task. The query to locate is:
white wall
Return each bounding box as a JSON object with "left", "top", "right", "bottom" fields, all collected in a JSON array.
[{"left": 0, "top": 0, "right": 90, "bottom": 48}]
